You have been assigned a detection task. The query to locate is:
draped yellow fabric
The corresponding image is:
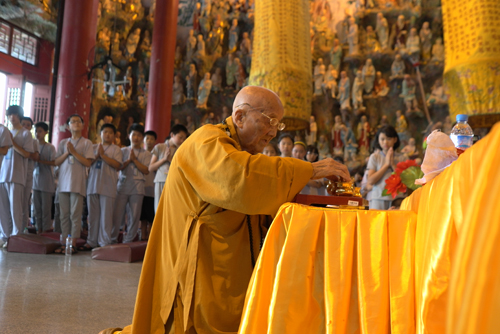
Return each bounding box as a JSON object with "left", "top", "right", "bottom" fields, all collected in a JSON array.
[
  {"left": 401, "top": 123, "right": 500, "bottom": 333},
  {"left": 249, "top": 0, "right": 312, "bottom": 130},
  {"left": 446, "top": 123, "right": 500, "bottom": 334},
  {"left": 238, "top": 204, "right": 417, "bottom": 334},
  {"left": 114, "top": 117, "right": 313, "bottom": 334},
  {"left": 443, "top": 0, "right": 500, "bottom": 118}
]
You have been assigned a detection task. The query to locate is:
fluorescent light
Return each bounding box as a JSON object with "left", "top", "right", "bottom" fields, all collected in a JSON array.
[
  {"left": 0, "top": 72, "right": 6, "bottom": 124},
  {"left": 23, "top": 81, "right": 33, "bottom": 118}
]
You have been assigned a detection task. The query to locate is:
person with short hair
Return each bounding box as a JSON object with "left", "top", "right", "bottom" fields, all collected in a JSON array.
[
  {"left": 32, "top": 122, "right": 56, "bottom": 233},
  {"left": 278, "top": 133, "right": 294, "bottom": 157},
  {"left": 262, "top": 142, "right": 278, "bottom": 156},
  {"left": 0, "top": 123, "right": 13, "bottom": 170},
  {"left": 54, "top": 114, "right": 94, "bottom": 253},
  {"left": 20, "top": 116, "right": 39, "bottom": 228},
  {"left": 0, "top": 106, "right": 34, "bottom": 247},
  {"left": 140, "top": 130, "right": 157, "bottom": 239},
  {"left": 95, "top": 110, "right": 114, "bottom": 143},
  {"left": 148, "top": 124, "right": 188, "bottom": 212},
  {"left": 300, "top": 145, "right": 326, "bottom": 195},
  {"left": 112, "top": 123, "right": 152, "bottom": 243},
  {"left": 83, "top": 123, "right": 122, "bottom": 249}
]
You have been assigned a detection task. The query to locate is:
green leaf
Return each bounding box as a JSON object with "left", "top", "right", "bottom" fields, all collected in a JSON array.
[
  {"left": 400, "top": 166, "right": 424, "bottom": 190},
  {"left": 381, "top": 189, "right": 389, "bottom": 197}
]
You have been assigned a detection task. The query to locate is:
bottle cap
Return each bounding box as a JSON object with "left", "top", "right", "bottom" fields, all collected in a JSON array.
[
  {"left": 456, "top": 114, "right": 468, "bottom": 122},
  {"left": 68, "top": 234, "right": 71, "bottom": 238}
]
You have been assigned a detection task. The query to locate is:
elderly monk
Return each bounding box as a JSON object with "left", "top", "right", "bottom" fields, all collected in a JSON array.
[{"left": 101, "top": 86, "right": 349, "bottom": 334}]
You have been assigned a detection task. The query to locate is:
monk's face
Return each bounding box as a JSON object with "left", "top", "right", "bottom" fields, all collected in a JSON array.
[
  {"left": 233, "top": 87, "right": 285, "bottom": 154},
  {"left": 239, "top": 105, "right": 284, "bottom": 154}
]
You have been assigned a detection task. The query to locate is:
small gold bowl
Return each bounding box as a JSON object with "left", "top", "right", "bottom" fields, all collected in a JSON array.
[{"left": 335, "top": 181, "right": 354, "bottom": 196}]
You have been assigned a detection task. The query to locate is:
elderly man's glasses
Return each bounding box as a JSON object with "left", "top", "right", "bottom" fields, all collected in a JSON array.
[{"left": 236, "top": 103, "right": 286, "bottom": 131}]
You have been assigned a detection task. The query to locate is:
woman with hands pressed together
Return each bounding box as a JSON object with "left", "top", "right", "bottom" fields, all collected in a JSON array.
[{"left": 366, "top": 125, "right": 401, "bottom": 210}]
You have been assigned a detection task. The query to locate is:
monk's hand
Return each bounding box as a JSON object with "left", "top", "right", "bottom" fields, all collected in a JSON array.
[{"left": 311, "top": 158, "right": 351, "bottom": 182}]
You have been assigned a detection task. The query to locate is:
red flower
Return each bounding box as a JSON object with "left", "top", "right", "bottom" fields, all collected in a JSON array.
[
  {"left": 385, "top": 174, "right": 407, "bottom": 199},
  {"left": 395, "top": 159, "right": 419, "bottom": 175}
]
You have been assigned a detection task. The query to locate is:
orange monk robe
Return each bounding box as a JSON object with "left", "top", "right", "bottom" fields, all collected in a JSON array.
[{"left": 119, "top": 117, "right": 314, "bottom": 333}]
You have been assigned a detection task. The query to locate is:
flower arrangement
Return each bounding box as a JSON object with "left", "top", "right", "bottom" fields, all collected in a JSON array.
[{"left": 382, "top": 160, "right": 424, "bottom": 199}]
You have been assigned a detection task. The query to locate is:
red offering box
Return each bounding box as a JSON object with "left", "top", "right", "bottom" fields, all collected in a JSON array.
[{"left": 294, "top": 194, "right": 368, "bottom": 208}]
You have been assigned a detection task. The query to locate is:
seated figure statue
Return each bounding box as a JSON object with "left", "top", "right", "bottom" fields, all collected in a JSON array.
[
  {"left": 400, "top": 74, "right": 418, "bottom": 114},
  {"left": 374, "top": 71, "right": 389, "bottom": 97},
  {"left": 362, "top": 59, "right": 376, "bottom": 95},
  {"left": 427, "top": 79, "right": 448, "bottom": 106},
  {"left": 197, "top": 73, "right": 212, "bottom": 109},
  {"left": 211, "top": 68, "right": 223, "bottom": 93},
  {"left": 322, "top": 64, "right": 338, "bottom": 98},
  {"left": 347, "top": 17, "right": 359, "bottom": 56},
  {"left": 390, "top": 54, "right": 405, "bottom": 81},
  {"left": 404, "top": 28, "right": 420, "bottom": 60},
  {"left": 365, "top": 26, "right": 380, "bottom": 54},
  {"left": 172, "top": 75, "right": 186, "bottom": 105},
  {"left": 338, "top": 71, "right": 351, "bottom": 111},
  {"left": 352, "top": 71, "right": 364, "bottom": 110},
  {"left": 431, "top": 38, "right": 445, "bottom": 63},
  {"left": 313, "top": 58, "right": 326, "bottom": 96}
]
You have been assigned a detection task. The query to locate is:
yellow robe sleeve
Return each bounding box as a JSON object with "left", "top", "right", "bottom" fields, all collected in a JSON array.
[{"left": 176, "top": 125, "right": 314, "bottom": 216}]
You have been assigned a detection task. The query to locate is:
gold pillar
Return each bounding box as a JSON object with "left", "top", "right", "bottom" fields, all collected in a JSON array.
[
  {"left": 443, "top": 0, "right": 500, "bottom": 119},
  {"left": 249, "top": 0, "right": 311, "bottom": 131}
]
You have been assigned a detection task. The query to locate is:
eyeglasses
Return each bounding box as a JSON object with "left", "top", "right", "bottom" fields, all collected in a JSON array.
[
  {"left": 69, "top": 120, "right": 82, "bottom": 124},
  {"left": 235, "top": 103, "right": 286, "bottom": 131}
]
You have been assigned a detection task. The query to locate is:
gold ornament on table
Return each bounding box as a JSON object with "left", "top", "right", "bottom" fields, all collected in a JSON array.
[{"left": 326, "top": 179, "right": 362, "bottom": 198}]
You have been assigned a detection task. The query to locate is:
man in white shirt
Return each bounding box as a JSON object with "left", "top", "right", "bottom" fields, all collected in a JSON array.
[{"left": 0, "top": 106, "right": 34, "bottom": 247}]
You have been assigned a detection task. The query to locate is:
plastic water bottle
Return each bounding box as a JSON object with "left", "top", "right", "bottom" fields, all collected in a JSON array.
[
  {"left": 450, "top": 114, "right": 474, "bottom": 150},
  {"left": 23, "top": 227, "right": 29, "bottom": 234},
  {"left": 65, "top": 235, "right": 73, "bottom": 256}
]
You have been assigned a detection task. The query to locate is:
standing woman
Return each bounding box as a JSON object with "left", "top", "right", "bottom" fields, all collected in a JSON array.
[{"left": 366, "top": 125, "right": 402, "bottom": 210}]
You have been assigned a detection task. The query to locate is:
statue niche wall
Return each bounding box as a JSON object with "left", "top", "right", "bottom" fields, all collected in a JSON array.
[
  {"left": 89, "top": 0, "right": 450, "bottom": 164},
  {"left": 89, "top": 0, "right": 155, "bottom": 145},
  {"left": 309, "top": 0, "right": 449, "bottom": 165}
]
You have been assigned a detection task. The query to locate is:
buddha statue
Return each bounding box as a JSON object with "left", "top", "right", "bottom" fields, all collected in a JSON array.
[
  {"left": 197, "top": 72, "right": 213, "bottom": 109},
  {"left": 362, "top": 59, "right": 376, "bottom": 95},
  {"left": 390, "top": 54, "right": 405, "bottom": 80},
  {"left": 376, "top": 13, "right": 389, "bottom": 50}
]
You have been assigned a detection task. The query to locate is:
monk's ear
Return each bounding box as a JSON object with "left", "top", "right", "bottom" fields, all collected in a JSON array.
[{"left": 233, "top": 108, "right": 246, "bottom": 129}]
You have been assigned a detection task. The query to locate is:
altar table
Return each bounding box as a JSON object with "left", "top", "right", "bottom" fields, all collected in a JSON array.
[
  {"left": 239, "top": 204, "right": 417, "bottom": 334},
  {"left": 240, "top": 123, "right": 500, "bottom": 334},
  {"left": 401, "top": 123, "right": 500, "bottom": 334}
]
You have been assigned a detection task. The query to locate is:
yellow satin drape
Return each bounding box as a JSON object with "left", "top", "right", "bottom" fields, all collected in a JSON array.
[
  {"left": 402, "top": 123, "right": 500, "bottom": 333},
  {"left": 239, "top": 204, "right": 416, "bottom": 334}
]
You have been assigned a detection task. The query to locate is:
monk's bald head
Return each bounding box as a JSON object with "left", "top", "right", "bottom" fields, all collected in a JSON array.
[
  {"left": 231, "top": 86, "right": 285, "bottom": 154},
  {"left": 232, "top": 86, "right": 284, "bottom": 117}
]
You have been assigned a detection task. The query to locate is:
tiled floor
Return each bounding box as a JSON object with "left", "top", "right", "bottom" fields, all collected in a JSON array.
[{"left": 0, "top": 249, "right": 142, "bottom": 334}]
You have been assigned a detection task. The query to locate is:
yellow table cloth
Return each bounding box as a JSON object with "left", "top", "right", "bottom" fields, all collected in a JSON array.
[
  {"left": 239, "top": 204, "right": 417, "bottom": 334},
  {"left": 401, "top": 123, "right": 500, "bottom": 334}
]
